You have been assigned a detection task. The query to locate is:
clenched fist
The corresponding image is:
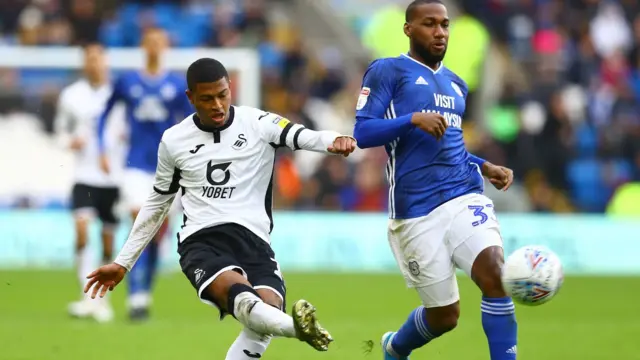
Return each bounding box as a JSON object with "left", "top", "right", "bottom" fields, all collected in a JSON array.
[
  {"left": 328, "top": 136, "right": 357, "bottom": 157},
  {"left": 411, "top": 112, "right": 448, "bottom": 140}
]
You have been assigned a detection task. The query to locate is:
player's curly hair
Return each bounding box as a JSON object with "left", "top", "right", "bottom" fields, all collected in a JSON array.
[
  {"left": 186, "top": 58, "right": 229, "bottom": 91},
  {"left": 405, "top": 0, "right": 445, "bottom": 22}
]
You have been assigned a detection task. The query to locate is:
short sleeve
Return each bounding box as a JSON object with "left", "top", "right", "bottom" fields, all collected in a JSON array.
[
  {"left": 355, "top": 59, "right": 395, "bottom": 120},
  {"left": 152, "top": 140, "right": 181, "bottom": 195}
]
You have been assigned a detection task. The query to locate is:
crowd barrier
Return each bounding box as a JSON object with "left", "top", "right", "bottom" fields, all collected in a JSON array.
[{"left": 0, "top": 211, "right": 638, "bottom": 274}]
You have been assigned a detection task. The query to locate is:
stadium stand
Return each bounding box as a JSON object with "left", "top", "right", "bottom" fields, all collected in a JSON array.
[{"left": 0, "top": 0, "right": 638, "bottom": 213}]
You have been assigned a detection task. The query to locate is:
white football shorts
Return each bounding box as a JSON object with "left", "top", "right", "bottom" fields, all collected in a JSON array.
[
  {"left": 388, "top": 193, "right": 503, "bottom": 308},
  {"left": 122, "top": 168, "right": 156, "bottom": 210}
]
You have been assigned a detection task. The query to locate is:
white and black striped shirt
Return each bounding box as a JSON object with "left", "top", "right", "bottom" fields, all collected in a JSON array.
[{"left": 114, "top": 105, "right": 343, "bottom": 271}]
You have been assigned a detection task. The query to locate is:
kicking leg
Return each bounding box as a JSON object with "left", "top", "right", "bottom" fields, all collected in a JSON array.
[
  {"left": 454, "top": 229, "right": 517, "bottom": 360},
  {"left": 201, "top": 270, "right": 331, "bottom": 351},
  {"left": 178, "top": 224, "right": 332, "bottom": 353}
]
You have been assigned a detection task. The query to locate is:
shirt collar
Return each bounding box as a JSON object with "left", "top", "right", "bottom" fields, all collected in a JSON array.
[{"left": 192, "top": 106, "right": 235, "bottom": 133}]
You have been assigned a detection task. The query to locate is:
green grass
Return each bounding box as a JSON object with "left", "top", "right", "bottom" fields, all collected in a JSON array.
[{"left": 1, "top": 271, "right": 639, "bottom": 360}]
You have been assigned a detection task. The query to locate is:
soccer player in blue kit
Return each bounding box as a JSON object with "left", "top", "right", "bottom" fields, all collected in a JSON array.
[
  {"left": 97, "top": 27, "right": 192, "bottom": 321},
  {"left": 353, "top": 1, "right": 518, "bottom": 359}
]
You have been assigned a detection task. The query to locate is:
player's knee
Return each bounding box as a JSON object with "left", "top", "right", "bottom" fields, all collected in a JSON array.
[
  {"left": 74, "top": 218, "right": 89, "bottom": 248},
  {"left": 101, "top": 223, "right": 116, "bottom": 237},
  {"left": 256, "top": 288, "right": 283, "bottom": 311},
  {"left": 426, "top": 303, "right": 459, "bottom": 334},
  {"left": 101, "top": 228, "right": 114, "bottom": 261},
  {"left": 227, "top": 283, "right": 261, "bottom": 323},
  {"left": 471, "top": 246, "right": 506, "bottom": 297}
]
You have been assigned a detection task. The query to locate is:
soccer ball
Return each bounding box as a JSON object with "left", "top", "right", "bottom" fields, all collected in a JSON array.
[{"left": 501, "top": 245, "right": 564, "bottom": 306}]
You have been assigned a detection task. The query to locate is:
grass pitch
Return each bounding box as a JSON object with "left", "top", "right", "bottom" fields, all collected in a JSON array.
[{"left": 0, "top": 271, "right": 638, "bottom": 360}]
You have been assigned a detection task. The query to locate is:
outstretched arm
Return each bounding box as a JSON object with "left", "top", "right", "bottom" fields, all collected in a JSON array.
[
  {"left": 259, "top": 113, "right": 356, "bottom": 155},
  {"left": 354, "top": 114, "right": 414, "bottom": 148},
  {"left": 84, "top": 140, "right": 179, "bottom": 298},
  {"left": 114, "top": 140, "right": 179, "bottom": 270}
]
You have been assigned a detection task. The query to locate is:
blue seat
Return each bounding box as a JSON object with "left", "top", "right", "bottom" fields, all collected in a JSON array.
[
  {"left": 99, "top": 19, "right": 125, "bottom": 47},
  {"left": 566, "top": 159, "right": 607, "bottom": 212},
  {"left": 573, "top": 123, "right": 597, "bottom": 157}
]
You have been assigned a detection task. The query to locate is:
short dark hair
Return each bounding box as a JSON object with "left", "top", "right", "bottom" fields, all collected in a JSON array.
[
  {"left": 405, "top": 0, "right": 444, "bottom": 22},
  {"left": 186, "top": 58, "right": 229, "bottom": 91}
]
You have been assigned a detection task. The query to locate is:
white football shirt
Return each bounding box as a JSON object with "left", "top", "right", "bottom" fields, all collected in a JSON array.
[
  {"left": 114, "top": 105, "right": 346, "bottom": 270},
  {"left": 55, "top": 79, "right": 126, "bottom": 187}
]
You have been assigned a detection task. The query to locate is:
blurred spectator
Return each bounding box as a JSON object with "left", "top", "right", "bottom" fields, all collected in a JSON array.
[
  {"left": 341, "top": 154, "right": 387, "bottom": 212},
  {"left": 1, "top": 0, "right": 639, "bottom": 214},
  {"left": 67, "top": 0, "right": 101, "bottom": 45},
  {"left": 589, "top": 2, "right": 632, "bottom": 59},
  {"left": 461, "top": 0, "right": 640, "bottom": 213}
]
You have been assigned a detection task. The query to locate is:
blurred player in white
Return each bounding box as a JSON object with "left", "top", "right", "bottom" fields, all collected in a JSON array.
[
  {"left": 54, "top": 43, "right": 125, "bottom": 323},
  {"left": 97, "top": 27, "right": 192, "bottom": 321},
  {"left": 85, "top": 58, "right": 357, "bottom": 359}
]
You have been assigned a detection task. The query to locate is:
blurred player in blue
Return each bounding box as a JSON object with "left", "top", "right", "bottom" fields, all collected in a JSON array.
[
  {"left": 97, "top": 27, "right": 192, "bottom": 321},
  {"left": 353, "top": 1, "right": 518, "bottom": 359}
]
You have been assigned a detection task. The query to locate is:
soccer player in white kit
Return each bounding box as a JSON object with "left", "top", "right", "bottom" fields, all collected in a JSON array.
[
  {"left": 54, "top": 43, "right": 125, "bottom": 323},
  {"left": 84, "top": 58, "right": 357, "bottom": 358}
]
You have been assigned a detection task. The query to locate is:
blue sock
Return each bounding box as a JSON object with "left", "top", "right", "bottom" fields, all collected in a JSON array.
[
  {"left": 128, "top": 245, "right": 151, "bottom": 296},
  {"left": 144, "top": 240, "right": 159, "bottom": 291},
  {"left": 390, "top": 306, "right": 441, "bottom": 357},
  {"left": 481, "top": 297, "right": 518, "bottom": 360}
]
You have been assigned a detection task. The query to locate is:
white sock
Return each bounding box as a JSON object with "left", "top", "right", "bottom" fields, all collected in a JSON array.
[
  {"left": 234, "top": 292, "right": 296, "bottom": 338},
  {"left": 128, "top": 292, "right": 151, "bottom": 309},
  {"left": 76, "top": 247, "right": 93, "bottom": 294},
  {"left": 225, "top": 328, "right": 272, "bottom": 360}
]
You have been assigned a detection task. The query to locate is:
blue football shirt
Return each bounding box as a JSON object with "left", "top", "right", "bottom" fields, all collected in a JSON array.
[
  {"left": 354, "top": 54, "right": 484, "bottom": 219},
  {"left": 97, "top": 71, "right": 193, "bottom": 173}
]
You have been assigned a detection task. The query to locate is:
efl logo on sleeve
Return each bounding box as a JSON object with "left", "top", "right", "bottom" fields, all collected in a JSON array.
[
  {"left": 276, "top": 117, "right": 291, "bottom": 129},
  {"left": 356, "top": 87, "right": 370, "bottom": 110}
]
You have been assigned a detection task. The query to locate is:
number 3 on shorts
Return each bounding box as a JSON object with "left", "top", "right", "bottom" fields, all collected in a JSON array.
[{"left": 468, "top": 204, "right": 496, "bottom": 227}]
